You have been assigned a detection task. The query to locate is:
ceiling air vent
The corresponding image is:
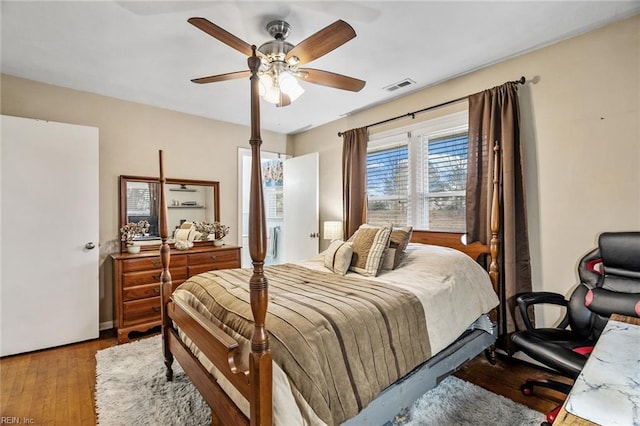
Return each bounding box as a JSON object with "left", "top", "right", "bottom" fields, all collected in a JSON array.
[{"left": 383, "top": 78, "right": 416, "bottom": 92}]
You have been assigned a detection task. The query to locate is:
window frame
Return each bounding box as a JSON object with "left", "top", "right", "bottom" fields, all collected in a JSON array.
[{"left": 366, "top": 110, "right": 469, "bottom": 231}]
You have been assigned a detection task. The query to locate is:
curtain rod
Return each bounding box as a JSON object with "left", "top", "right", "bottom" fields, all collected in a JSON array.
[{"left": 337, "top": 76, "right": 526, "bottom": 137}]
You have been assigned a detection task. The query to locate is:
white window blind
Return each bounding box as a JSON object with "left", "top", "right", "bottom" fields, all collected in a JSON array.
[
  {"left": 421, "top": 131, "right": 468, "bottom": 231},
  {"left": 366, "top": 111, "right": 468, "bottom": 231},
  {"left": 367, "top": 134, "right": 410, "bottom": 226}
]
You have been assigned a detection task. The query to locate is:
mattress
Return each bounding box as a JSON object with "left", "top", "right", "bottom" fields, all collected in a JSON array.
[{"left": 172, "top": 243, "right": 499, "bottom": 425}]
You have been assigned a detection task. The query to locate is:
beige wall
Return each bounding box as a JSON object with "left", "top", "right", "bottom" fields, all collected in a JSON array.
[
  {"left": 0, "top": 75, "right": 291, "bottom": 327},
  {"left": 292, "top": 15, "right": 640, "bottom": 327},
  {"left": 2, "top": 15, "right": 638, "bottom": 330}
]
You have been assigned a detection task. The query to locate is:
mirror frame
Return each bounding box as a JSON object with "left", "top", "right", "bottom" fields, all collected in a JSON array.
[{"left": 119, "top": 175, "right": 220, "bottom": 252}]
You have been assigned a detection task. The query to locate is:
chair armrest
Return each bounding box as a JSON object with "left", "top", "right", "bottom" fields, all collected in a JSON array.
[{"left": 516, "top": 292, "right": 569, "bottom": 330}]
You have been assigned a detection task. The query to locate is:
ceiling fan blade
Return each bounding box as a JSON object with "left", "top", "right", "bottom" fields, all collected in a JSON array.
[
  {"left": 191, "top": 70, "right": 251, "bottom": 84},
  {"left": 188, "top": 17, "right": 253, "bottom": 57},
  {"left": 298, "top": 68, "right": 365, "bottom": 92},
  {"left": 285, "top": 20, "right": 356, "bottom": 65}
]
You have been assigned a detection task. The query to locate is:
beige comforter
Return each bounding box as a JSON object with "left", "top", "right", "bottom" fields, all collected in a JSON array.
[{"left": 176, "top": 263, "right": 430, "bottom": 425}]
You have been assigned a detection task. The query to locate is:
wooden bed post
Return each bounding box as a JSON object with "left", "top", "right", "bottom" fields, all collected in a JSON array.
[
  {"left": 486, "top": 142, "right": 501, "bottom": 364},
  {"left": 247, "top": 46, "right": 273, "bottom": 426},
  {"left": 159, "top": 150, "right": 174, "bottom": 380},
  {"left": 489, "top": 142, "right": 501, "bottom": 301}
]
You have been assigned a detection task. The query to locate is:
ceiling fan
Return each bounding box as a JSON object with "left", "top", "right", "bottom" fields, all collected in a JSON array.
[{"left": 188, "top": 17, "right": 366, "bottom": 107}]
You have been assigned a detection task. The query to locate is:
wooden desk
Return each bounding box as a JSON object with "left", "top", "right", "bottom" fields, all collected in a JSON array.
[{"left": 554, "top": 314, "right": 640, "bottom": 425}]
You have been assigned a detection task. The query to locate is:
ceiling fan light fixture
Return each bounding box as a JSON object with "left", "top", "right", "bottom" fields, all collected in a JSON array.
[
  {"left": 258, "top": 73, "right": 273, "bottom": 96},
  {"left": 263, "top": 85, "right": 282, "bottom": 104},
  {"left": 279, "top": 72, "right": 304, "bottom": 102}
]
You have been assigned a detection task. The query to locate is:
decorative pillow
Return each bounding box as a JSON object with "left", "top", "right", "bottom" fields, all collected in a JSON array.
[
  {"left": 323, "top": 240, "right": 354, "bottom": 276},
  {"left": 381, "top": 247, "right": 397, "bottom": 270},
  {"left": 349, "top": 225, "right": 392, "bottom": 276},
  {"left": 379, "top": 226, "right": 413, "bottom": 270},
  {"left": 390, "top": 226, "right": 413, "bottom": 252}
]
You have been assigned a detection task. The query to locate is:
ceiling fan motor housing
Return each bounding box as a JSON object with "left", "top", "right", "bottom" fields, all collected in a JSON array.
[
  {"left": 258, "top": 39, "right": 294, "bottom": 62},
  {"left": 265, "top": 20, "right": 291, "bottom": 40},
  {"left": 258, "top": 20, "right": 298, "bottom": 65}
]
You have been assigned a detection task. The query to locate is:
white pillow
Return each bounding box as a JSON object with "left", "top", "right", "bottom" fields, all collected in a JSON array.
[{"left": 323, "top": 240, "right": 354, "bottom": 276}]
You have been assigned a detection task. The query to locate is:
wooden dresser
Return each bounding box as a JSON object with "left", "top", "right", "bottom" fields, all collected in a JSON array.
[{"left": 111, "top": 245, "right": 241, "bottom": 343}]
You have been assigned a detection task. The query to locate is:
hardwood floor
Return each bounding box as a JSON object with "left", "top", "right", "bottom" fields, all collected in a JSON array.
[
  {"left": 1, "top": 332, "right": 569, "bottom": 425},
  {"left": 0, "top": 330, "right": 118, "bottom": 425},
  {"left": 454, "top": 352, "right": 572, "bottom": 416}
]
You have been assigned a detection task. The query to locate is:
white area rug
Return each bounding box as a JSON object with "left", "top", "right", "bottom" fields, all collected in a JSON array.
[{"left": 95, "top": 335, "right": 545, "bottom": 425}]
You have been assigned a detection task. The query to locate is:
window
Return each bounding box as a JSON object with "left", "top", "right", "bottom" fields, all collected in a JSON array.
[{"left": 366, "top": 111, "right": 468, "bottom": 231}]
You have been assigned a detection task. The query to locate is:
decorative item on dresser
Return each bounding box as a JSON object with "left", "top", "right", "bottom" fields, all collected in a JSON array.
[{"left": 111, "top": 245, "right": 240, "bottom": 343}]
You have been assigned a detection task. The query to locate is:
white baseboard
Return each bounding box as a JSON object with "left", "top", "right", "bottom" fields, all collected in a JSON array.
[{"left": 99, "top": 321, "right": 114, "bottom": 331}]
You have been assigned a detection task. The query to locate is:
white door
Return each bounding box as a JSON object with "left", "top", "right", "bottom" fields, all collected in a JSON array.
[
  {"left": 282, "top": 152, "right": 319, "bottom": 262},
  {"left": 1, "top": 115, "right": 99, "bottom": 356}
]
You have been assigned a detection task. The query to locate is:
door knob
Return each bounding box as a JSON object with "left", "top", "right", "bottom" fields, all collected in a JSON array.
[{"left": 85, "top": 242, "right": 96, "bottom": 250}]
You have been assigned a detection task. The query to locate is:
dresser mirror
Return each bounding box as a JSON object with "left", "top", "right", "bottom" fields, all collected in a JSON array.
[{"left": 119, "top": 175, "right": 220, "bottom": 252}]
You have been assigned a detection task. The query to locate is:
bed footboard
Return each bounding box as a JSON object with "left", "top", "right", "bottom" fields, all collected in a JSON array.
[
  {"left": 169, "top": 299, "right": 250, "bottom": 396},
  {"left": 166, "top": 298, "right": 251, "bottom": 425},
  {"left": 167, "top": 327, "right": 249, "bottom": 425}
]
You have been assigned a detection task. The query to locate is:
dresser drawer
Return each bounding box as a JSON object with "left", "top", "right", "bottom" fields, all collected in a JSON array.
[
  {"left": 123, "top": 297, "right": 161, "bottom": 326},
  {"left": 122, "top": 267, "right": 187, "bottom": 288},
  {"left": 112, "top": 246, "right": 241, "bottom": 343},
  {"left": 188, "top": 249, "right": 240, "bottom": 266},
  {"left": 122, "top": 255, "right": 187, "bottom": 273},
  {"left": 188, "top": 261, "right": 240, "bottom": 276},
  {"left": 122, "top": 280, "right": 186, "bottom": 301}
]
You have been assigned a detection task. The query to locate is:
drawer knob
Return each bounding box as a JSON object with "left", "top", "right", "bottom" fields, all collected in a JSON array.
[
  {"left": 209, "top": 255, "right": 218, "bottom": 260},
  {"left": 152, "top": 260, "right": 161, "bottom": 267},
  {"left": 152, "top": 274, "right": 161, "bottom": 280},
  {"left": 153, "top": 287, "right": 160, "bottom": 294},
  {"left": 152, "top": 306, "right": 161, "bottom": 313}
]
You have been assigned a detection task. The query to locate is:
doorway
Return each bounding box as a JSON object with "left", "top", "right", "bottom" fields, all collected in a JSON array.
[{"left": 238, "top": 148, "right": 291, "bottom": 267}]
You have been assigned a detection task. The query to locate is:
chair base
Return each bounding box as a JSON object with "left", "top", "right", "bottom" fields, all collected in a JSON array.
[
  {"left": 520, "top": 377, "right": 573, "bottom": 396},
  {"left": 545, "top": 405, "right": 562, "bottom": 424},
  {"left": 520, "top": 378, "right": 571, "bottom": 426}
]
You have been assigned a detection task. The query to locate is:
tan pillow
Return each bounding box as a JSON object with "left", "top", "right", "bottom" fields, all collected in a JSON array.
[
  {"left": 380, "top": 226, "right": 413, "bottom": 270},
  {"left": 390, "top": 226, "right": 413, "bottom": 252},
  {"left": 323, "top": 240, "right": 354, "bottom": 275},
  {"left": 349, "top": 225, "right": 391, "bottom": 276}
]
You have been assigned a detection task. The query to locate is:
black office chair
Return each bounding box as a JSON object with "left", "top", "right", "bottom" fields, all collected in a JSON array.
[{"left": 511, "top": 231, "right": 640, "bottom": 425}]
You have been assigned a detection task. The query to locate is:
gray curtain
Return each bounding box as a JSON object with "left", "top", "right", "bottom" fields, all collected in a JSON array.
[
  {"left": 466, "top": 82, "right": 532, "bottom": 344},
  {"left": 342, "top": 127, "right": 368, "bottom": 239}
]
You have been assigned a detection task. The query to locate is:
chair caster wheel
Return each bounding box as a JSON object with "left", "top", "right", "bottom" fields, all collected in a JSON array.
[
  {"left": 541, "top": 422, "right": 552, "bottom": 426},
  {"left": 521, "top": 383, "right": 534, "bottom": 396}
]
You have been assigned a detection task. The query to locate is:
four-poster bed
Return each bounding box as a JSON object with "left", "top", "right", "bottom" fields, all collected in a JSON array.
[{"left": 157, "top": 48, "right": 503, "bottom": 425}]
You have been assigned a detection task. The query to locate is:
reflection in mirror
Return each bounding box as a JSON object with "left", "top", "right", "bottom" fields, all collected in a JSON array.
[
  {"left": 126, "top": 180, "right": 160, "bottom": 237},
  {"left": 119, "top": 176, "right": 220, "bottom": 251}
]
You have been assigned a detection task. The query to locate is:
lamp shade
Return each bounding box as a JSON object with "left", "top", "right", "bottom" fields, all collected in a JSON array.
[{"left": 323, "top": 221, "right": 343, "bottom": 241}]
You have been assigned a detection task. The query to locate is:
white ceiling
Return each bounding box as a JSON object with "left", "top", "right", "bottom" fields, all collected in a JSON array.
[{"left": 2, "top": 1, "right": 639, "bottom": 135}]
